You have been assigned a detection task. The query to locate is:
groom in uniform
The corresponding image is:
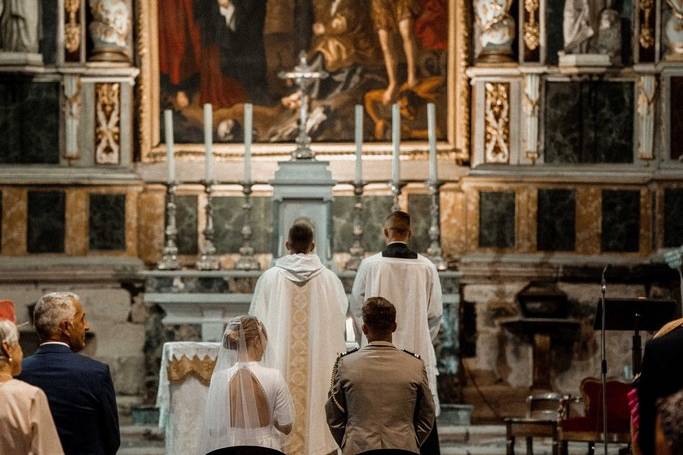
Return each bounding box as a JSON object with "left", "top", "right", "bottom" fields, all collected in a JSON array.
[{"left": 351, "top": 210, "right": 443, "bottom": 454}]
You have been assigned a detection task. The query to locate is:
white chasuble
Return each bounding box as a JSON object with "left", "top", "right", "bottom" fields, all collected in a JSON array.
[
  {"left": 250, "top": 253, "right": 348, "bottom": 455},
  {"left": 351, "top": 253, "right": 443, "bottom": 413}
]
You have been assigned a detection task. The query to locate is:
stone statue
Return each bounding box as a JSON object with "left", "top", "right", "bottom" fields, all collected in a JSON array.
[
  {"left": 0, "top": 0, "right": 41, "bottom": 53},
  {"left": 89, "top": 0, "right": 130, "bottom": 62},
  {"left": 665, "top": 0, "right": 683, "bottom": 59},
  {"left": 474, "top": 0, "right": 516, "bottom": 62},
  {"left": 594, "top": 6, "right": 621, "bottom": 64},
  {"left": 561, "top": 0, "right": 621, "bottom": 65},
  {"left": 562, "top": 0, "right": 603, "bottom": 53}
]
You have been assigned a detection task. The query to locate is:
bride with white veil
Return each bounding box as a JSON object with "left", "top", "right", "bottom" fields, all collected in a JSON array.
[{"left": 199, "top": 316, "right": 294, "bottom": 455}]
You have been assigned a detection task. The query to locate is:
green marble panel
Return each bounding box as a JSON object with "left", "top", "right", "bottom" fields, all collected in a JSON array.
[
  {"left": 0, "top": 191, "right": 2, "bottom": 252},
  {"left": 545, "top": 81, "right": 633, "bottom": 164},
  {"left": 332, "top": 195, "right": 394, "bottom": 253},
  {"left": 479, "top": 191, "right": 515, "bottom": 249},
  {"left": 174, "top": 195, "right": 198, "bottom": 255},
  {"left": 27, "top": 191, "right": 65, "bottom": 254},
  {"left": 0, "top": 80, "right": 60, "bottom": 164},
  {"left": 601, "top": 190, "right": 640, "bottom": 252},
  {"left": 40, "top": 0, "right": 58, "bottom": 64},
  {"left": 664, "top": 188, "right": 683, "bottom": 248},
  {"left": 213, "top": 196, "right": 273, "bottom": 254},
  {"left": 537, "top": 189, "right": 576, "bottom": 251},
  {"left": 89, "top": 194, "right": 126, "bottom": 251},
  {"left": 408, "top": 194, "right": 432, "bottom": 253}
]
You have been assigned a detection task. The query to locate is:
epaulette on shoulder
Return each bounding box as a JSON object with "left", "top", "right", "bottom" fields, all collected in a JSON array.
[
  {"left": 402, "top": 349, "right": 421, "bottom": 359},
  {"left": 338, "top": 347, "right": 359, "bottom": 359}
]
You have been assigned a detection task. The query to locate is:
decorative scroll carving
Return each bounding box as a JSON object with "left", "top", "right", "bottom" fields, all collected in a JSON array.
[
  {"left": 95, "top": 83, "right": 120, "bottom": 164},
  {"left": 639, "top": 0, "right": 655, "bottom": 49},
  {"left": 637, "top": 75, "right": 657, "bottom": 160},
  {"left": 63, "top": 76, "right": 81, "bottom": 160},
  {"left": 523, "top": 74, "right": 540, "bottom": 162},
  {"left": 484, "top": 82, "right": 510, "bottom": 163},
  {"left": 64, "top": 0, "right": 81, "bottom": 54},
  {"left": 167, "top": 355, "right": 216, "bottom": 386},
  {"left": 455, "top": 0, "right": 471, "bottom": 162},
  {"left": 523, "top": 0, "right": 540, "bottom": 51}
]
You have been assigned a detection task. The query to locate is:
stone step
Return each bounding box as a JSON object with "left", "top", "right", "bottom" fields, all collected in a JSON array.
[
  {"left": 439, "top": 424, "right": 507, "bottom": 445},
  {"left": 441, "top": 441, "right": 628, "bottom": 455},
  {"left": 119, "top": 425, "right": 164, "bottom": 449},
  {"left": 117, "top": 448, "right": 165, "bottom": 455}
]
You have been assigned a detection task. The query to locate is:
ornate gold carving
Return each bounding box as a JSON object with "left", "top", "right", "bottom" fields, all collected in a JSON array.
[
  {"left": 95, "top": 83, "right": 121, "bottom": 165},
  {"left": 639, "top": 0, "right": 655, "bottom": 49},
  {"left": 484, "top": 82, "right": 510, "bottom": 164},
  {"left": 167, "top": 355, "right": 216, "bottom": 386},
  {"left": 455, "top": 0, "right": 471, "bottom": 162},
  {"left": 523, "top": 0, "right": 540, "bottom": 51},
  {"left": 285, "top": 285, "right": 310, "bottom": 455},
  {"left": 65, "top": 0, "right": 81, "bottom": 54}
]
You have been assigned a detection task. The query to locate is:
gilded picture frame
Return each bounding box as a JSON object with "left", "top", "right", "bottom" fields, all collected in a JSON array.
[{"left": 135, "top": 0, "right": 470, "bottom": 163}]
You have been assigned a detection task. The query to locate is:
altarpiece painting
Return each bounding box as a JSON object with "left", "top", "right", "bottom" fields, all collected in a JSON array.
[{"left": 137, "top": 0, "right": 469, "bottom": 160}]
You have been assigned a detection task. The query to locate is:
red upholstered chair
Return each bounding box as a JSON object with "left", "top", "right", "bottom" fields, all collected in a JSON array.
[{"left": 558, "top": 377, "right": 632, "bottom": 455}]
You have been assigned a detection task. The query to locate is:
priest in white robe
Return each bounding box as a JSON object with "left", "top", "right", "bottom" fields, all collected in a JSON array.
[
  {"left": 351, "top": 210, "right": 443, "bottom": 454},
  {"left": 250, "top": 222, "right": 348, "bottom": 455}
]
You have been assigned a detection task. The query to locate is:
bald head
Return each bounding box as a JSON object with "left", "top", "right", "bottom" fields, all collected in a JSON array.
[{"left": 383, "top": 211, "right": 412, "bottom": 242}]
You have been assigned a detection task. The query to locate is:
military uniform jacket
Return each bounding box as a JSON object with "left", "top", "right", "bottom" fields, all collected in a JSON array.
[{"left": 325, "top": 341, "right": 436, "bottom": 455}]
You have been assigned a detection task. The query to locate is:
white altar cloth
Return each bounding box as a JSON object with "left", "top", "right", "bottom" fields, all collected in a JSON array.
[{"left": 157, "top": 342, "right": 220, "bottom": 455}]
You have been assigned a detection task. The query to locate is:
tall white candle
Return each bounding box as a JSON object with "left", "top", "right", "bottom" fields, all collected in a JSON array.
[
  {"left": 164, "top": 109, "right": 175, "bottom": 183},
  {"left": 354, "top": 105, "right": 363, "bottom": 184},
  {"left": 391, "top": 103, "right": 400, "bottom": 187},
  {"left": 427, "top": 103, "right": 438, "bottom": 184},
  {"left": 244, "top": 103, "right": 253, "bottom": 184},
  {"left": 203, "top": 104, "right": 213, "bottom": 182}
]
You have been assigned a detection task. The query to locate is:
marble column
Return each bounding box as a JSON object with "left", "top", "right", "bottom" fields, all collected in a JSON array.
[
  {"left": 522, "top": 73, "right": 541, "bottom": 162},
  {"left": 63, "top": 75, "right": 81, "bottom": 160},
  {"left": 636, "top": 73, "right": 657, "bottom": 160}
]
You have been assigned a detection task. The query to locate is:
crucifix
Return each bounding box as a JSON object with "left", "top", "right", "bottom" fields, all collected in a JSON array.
[{"left": 278, "top": 51, "right": 328, "bottom": 160}]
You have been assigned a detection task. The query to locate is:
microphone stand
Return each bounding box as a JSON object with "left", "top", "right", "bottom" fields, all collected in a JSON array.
[{"left": 600, "top": 265, "right": 609, "bottom": 455}]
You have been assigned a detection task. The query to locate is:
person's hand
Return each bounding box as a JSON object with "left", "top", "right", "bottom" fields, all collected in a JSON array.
[{"left": 313, "top": 22, "right": 325, "bottom": 35}]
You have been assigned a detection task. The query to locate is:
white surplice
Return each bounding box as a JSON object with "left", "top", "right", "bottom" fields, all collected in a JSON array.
[
  {"left": 351, "top": 252, "right": 443, "bottom": 412},
  {"left": 249, "top": 253, "right": 348, "bottom": 455}
]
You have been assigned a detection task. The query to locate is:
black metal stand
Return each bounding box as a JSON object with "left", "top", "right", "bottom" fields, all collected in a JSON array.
[{"left": 600, "top": 265, "right": 608, "bottom": 455}]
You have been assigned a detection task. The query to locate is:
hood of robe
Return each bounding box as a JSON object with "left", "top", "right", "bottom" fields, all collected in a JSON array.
[{"left": 274, "top": 253, "right": 325, "bottom": 284}]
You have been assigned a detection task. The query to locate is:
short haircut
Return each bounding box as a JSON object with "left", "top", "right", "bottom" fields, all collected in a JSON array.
[
  {"left": 384, "top": 211, "right": 411, "bottom": 237},
  {"left": 34, "top": 292, "right": 78, "bottom": 340},
  {"left": 0, "top": 320, "right": 18, "bottom": 358},
  {"left": 288, "top": 221, "right": 314, "bottom": 254},
  {"left": 362, "top": 297, "right": 397, "bottom": 332}
]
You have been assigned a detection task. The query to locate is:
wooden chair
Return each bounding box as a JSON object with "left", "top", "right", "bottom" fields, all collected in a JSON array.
[
  {"left": 505, "top": 392, "right": 566, "bottom": 455},
  {"left": 558, "top": 377, "right": 632, "bottom": 455}
]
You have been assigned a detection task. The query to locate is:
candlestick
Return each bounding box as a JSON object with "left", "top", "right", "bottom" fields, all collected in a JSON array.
[
  {"left": 426, "top": 180, "right": 447, "bottom": 271},
  {"left": 235, "top": 182, "right": 261, "bottom": 271},
  {"left": 345, "top": 181, "right": 365, "bottom": 271},
  {"left": 203, "top": 104, "right": 213, "bottom": 182},
  {"left": 354, "top": 105, "right": 363, "bottom": 184},
  {"left": 391, "top": 103, "right": 400, "bottom": 187},
  {"left": 158, "top": 182, "right": 179, "bottom": 270},
  {"left": 244, "top": 103, "right": 253, "bottom": 184},
  {"left": 196, "top": 180, "right": 220, "bottom": 270},
  {"left": 427, "top": 103, "right": 438, "bottom": 184},
  {"left": 164, "top": 110, "right": 175, "bottom": 183}
]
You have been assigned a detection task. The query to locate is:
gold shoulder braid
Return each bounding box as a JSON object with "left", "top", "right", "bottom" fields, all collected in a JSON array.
[
  {"left": 329, "top": 349, "right": 358, "bottom": 412},
  {"left": 402, "top": 349, "right": 421, "bottom": 359}
]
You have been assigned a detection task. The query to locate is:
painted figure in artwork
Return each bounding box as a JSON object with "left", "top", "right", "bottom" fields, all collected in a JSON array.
[
  {"left": 0, "top": 0, "right": 41, "bottom": 53},
  {"left": 371, "top": 0, "right": 422, "bottom": 104}
]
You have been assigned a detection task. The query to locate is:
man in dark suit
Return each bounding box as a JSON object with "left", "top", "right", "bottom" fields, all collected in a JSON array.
[
  {"left": 637, "top": 320, "right": 683, "bottom": 455},
  {"left": 19, "top": 292, "right": 120, "bottom": 455},
  {"left": 326, "top": 297, "right": 435, "bottom": 454}
]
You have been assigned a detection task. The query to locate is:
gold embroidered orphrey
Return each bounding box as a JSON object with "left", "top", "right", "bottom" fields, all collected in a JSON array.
[
  {"left": 167, "top": 355, "right": 217, "bottom": 386},
  {"left": 484, "top": 82, "right": 510, "bottom": 164},
  {"left": 285, "top": 285, "right": 311, "bottom": 455},
  {"left": 134, "top": 0, "right": 470, "bottom": 163}
]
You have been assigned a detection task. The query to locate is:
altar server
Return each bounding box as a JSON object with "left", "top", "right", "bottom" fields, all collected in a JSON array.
[
  {"left": 351, "top": 210, "right": 443, "bottom": 454},
  {"left": 250, "top": 222, "right": 348, "bottom": 455}
]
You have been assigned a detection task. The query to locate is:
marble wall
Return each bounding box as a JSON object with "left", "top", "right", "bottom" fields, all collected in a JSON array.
[
  {"left": 544, "top": 81, "right": 634, "bottom": 164},
  {"left": 601, "top": 190, "right": 640, "bottom": 252},
  {"left": 89, "top": 194, "right": 127, "bottom": 251},
  {"left": 537, "top": 189, "right": 576, "bottom": 251},
  {"left": 213, "top": 196, "right": 273, "bottom": 254},
  {"left": 40, "top": 0, "right": 58, "bottom": 65},
  {"left": 664, "top": 188, "right": 683, "bottom": 247},
  {"left": 175, "top": 196, "right": 198, "bottom": 256},
  {"left": 672, "top": 78, "right": 683, "bottom": 161},
  {"left": 0, "top": 81, "right": 60, "bottom": 164},
  {"left": 478, "top": 191, "right": 516, "bottom": 249},
  {"left": 27, "top": 191, "right": 65, "bottom": 253}
]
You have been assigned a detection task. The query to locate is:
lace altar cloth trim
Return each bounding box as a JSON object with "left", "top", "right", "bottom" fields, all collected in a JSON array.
[{"left": 167, "top": 355, "right": 217, "bottom": 386}]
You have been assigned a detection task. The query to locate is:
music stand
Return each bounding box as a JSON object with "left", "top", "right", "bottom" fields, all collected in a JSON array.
[{"left": 593, "top": 298, "right": 677, "bottom": 375}]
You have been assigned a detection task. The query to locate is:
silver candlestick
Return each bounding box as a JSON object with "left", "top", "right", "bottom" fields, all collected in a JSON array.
[
  {"left": 391, "top": 182, "right": 403, "bottom": 212},
  {"left": 196, "top": 180, "right": 221, "bottom": 270},
  {"left": 235, "top": 182, "right": 261, "bottom": 270},
  {"left": 345, "top": 182, "right": 365, "bottom": 270},
  {"left": 158, "top": 182, "right": 180, "bottom": 270},
  {"left": 426, "top": 180, "right": 447, "bottom": 270}
]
